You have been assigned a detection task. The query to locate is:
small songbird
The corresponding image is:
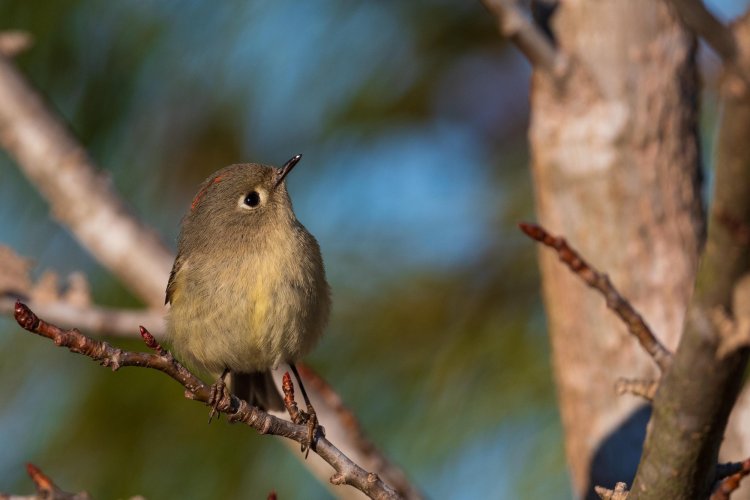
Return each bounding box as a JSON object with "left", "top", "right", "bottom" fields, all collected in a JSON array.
[{"left": 165, "top": 155, "right": 330, "bottom": 419}]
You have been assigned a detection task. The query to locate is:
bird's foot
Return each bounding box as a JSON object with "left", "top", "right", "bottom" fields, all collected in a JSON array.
[
  {"left": 285, "top": 365, "right": 324, "bottom": 458},
  {"left": 207, "top": 368, "right": 231, "bottom": 423},
  {"left": 293, "top": 404, "right": 323, "bottom": 459}
]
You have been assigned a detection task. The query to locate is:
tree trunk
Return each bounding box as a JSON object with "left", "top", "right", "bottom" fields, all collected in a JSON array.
[{"left": 528, "top": 2, "right": 704, "bottom": 496}]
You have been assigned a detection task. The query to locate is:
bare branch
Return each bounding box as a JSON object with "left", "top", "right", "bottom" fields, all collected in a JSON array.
[
  {"left": 716, "top": 460, "right": 749, "bottom": 482},
  {"left": 0, "top": 244, "right": 165, "bottom": 338},
  {"left": 595, "top": 482, "right": 629, "bottom": 500},
  {"left": 0, "top": 54, "right": 173, "bottom": 306},
  {"left": 615, "top": 378, "right": 658, "bottom": 402},
  {"left": 25, "top": 463, "right": 89, "bottom": 500},
  {"left": 13, "top": 301, "right": 401, "bottom": 500},
  {"left": 0, "top": 463, "right": 90, "bottom": 500},
  {"left": 0, "top": 48, "right": 419, "bottom": 498},
  {"left": 519, "top": 222, "right": 673, "bottom": 372},
  {"left": 0, "top": 298, "right": 164, "bottom": 338},
  {"left": 711, "top": 458, "right": 750, "bottom": 500},
  {"left": 481, "top": 0, "right": 562, "bottom": 75},
  {"left": 667, "top": 0, "right": 737, "bottom": 64},
  {"left": 629, "top": 11, "right": 750, "bottom": 490},
  {"left": 298, "top": 365, "right": 424, "bottom": 500}
]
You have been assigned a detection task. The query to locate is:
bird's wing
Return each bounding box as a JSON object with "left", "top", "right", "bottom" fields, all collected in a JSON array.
[{"left": 165, "top": 252, "right": 185, "bottom": 305}]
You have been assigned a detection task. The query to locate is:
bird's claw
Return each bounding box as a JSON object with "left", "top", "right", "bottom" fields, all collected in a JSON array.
[
  {"left": 207, "top": 369, "right": 231, "bottom": 423},
  {"left": 296, "top": 406, "right": 323, "bottom": 459}
]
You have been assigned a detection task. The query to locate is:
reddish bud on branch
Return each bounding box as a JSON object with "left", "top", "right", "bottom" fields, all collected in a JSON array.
[
  {"left": 283, "top": 371, "right": 302, "bottom": 424},
  {"left": 139, "top": 325, "right": 157, "bottom": 348},
  {"left": 15, "top": 299, "right": 39, "bottom": 331},
  {"left": 26, "top": 462, "right": 55, "bottom": 492},
  {"left": 139, "top": 325, "right": 168, "bottom": 356}
]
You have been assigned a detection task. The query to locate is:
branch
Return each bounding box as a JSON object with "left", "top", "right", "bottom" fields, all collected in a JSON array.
[
  {"left": 480, "top": 0, "right": 562, "bottom": 75},
  {"left": 0, "top": 53, "right": 173, "bottom": 306},
  {"left": 0, "top": 463, "right": 90, "bottom": 500},
  {"left": 711, "top": 459, "right": 750, "bottom": 500},
  {"left": 0, "top": 244, "right": 165, "bottom": 338},
  {"left": 0, "top": 253, "right": 421, "bottom": 498},
  {"left": 0, "top": 48, "right": 419, "bottom": 497},
  {"left": 594, "top": 482, "right": 628, "bottom": 500},
  {"left": 615, "top": 378, "right": 658, "bottom": 402},
  {"left": 518, "top": 222, "right": 673, "bottom": 372},
  {"left": 13, "top": 301, "right": 401, "bottom": 500},
  {"left": 667, "top": 0, "right": 737, "bottom": 64},
  {"left": 296, "top": 366, "right": 423, "bottom": 500},
  {"left": 0, "top": 298, "right": 164, "bottom": 338},
  {"left": 628, "top": 14, "right": 750, "bottom": 497}
]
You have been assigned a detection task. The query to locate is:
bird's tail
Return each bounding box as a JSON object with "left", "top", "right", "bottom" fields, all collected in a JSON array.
[{"left": 231, "top": 371, "right": 285, "bottom": 412}]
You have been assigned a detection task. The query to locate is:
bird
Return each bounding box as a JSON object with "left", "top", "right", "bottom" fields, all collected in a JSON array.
[{"left": 165, "top": 154, "right": 330, "bottom": 442}]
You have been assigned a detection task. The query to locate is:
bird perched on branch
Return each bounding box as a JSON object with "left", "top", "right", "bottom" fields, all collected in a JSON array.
[{"left": 165, "top": 154, "right": 330, "bottom": 447}]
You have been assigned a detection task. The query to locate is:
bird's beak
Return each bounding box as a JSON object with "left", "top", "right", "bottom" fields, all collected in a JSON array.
[{"left": 274, "top": 154, "right": 302, "bottom": 189}]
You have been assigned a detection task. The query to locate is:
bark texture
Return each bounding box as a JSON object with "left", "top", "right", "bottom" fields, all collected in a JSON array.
[
  {"left": 528, "top": 2, "right": 704, "bottom": 496},
  {"left": 629, "top": 14, "right": 750, "bottom": 498}
]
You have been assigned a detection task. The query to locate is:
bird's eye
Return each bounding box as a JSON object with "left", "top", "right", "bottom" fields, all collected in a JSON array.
[{"left": 244, "top": 191, "right": 261, "bottom": 208}]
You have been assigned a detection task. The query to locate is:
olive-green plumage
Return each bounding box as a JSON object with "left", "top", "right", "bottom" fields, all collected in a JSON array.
[{"left": 165, "top": 157, "right": 330, "bottom": 411}]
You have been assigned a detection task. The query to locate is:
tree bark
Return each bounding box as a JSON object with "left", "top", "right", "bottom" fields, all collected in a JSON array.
[
  {"left": 528, "top": 2, "right": 703, "bottom": 496},
  {"left": 629, "top": 13, "right": 750, "bottom": 498}
]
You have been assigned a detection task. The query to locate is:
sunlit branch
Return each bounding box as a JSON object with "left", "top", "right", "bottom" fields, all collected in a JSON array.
[
  {"left": 481, "top": 0, "right": 562, "bottom": 76},
  {"left": 0, "top": 43, "right": 420, "bottom": 498},
  {"left": 0, "top": 53, "right": 173, "bottom": 306},
  {"left": 13, "top": 301, "right": 401, "bottom": 500},
  {"left": 0, "top": 298, "right": 165, "bottom": 338},
  {"left": 519, "top": 222, "right": 673, "bottom": 372}
]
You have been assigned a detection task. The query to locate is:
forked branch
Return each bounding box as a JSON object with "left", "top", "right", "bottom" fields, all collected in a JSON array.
[
  {"left": 667, "top": 0, "right": 737, "bottom": 64},
  {"left": 480, "top": 0, "right": 562, "bottom": 75}
]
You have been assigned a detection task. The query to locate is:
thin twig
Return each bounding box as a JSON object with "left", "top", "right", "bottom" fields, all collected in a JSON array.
[
  {"left": 0, "top": 244, "right": 166, "bottom": 339},
  {"left": 595, "top": 481, "right": 629, "bottom": 500},
  {"left": 0, "top": 298, "right": 164, "bottom": 338},
  {"left": 298, "top": 365, "right": 424, "bottom": 499},
  {"left": 481, "top": 0, "right": 561, "bottom": 75},
  {"left": 519, "top": 222, "right": 673, "bottom": 372},
  {"left": 716, "top": 460, "right": 748, "bottom": 482},
  {"left": 0, "top": 463, "right": 90, "bottom": 500},
  {"left": 667, "top": 0, "right": 737, "bottom": 64},
  {"left": 26, "top": 463, "right": 89, "bottom": 500},
  {"left": 615, "top": 378, "right": 658, "bottom": 402},
  {"left": 711, "top": 458, "right": 750, "bottom": 500},
  {"left": 13, "top": 301, "right": 401, "bottom": 500}
]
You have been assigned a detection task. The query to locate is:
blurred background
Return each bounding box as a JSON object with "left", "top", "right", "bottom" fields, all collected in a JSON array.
[{"left": 0, "top": 1, "right": 745, "bottom": 498}]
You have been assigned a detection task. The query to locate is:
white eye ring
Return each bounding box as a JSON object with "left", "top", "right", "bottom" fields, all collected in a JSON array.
[{"left": 239, "top": 190, "right": 265, "bottom": 209}]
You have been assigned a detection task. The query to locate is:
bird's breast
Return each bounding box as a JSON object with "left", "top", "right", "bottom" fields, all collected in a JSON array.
[{"left": 167, "top": 221, "right": 329, "bottom": 375}]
